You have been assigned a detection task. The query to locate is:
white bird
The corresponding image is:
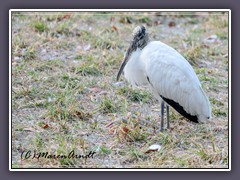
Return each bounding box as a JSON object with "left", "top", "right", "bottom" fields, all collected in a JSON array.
[{"left": 117, "top": 26, "right": 211, "bottom": 131}]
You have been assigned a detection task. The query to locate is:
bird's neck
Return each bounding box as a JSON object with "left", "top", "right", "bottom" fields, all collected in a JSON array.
[{"left": 133, "top": 35, "right": 149, "bottom": 51}]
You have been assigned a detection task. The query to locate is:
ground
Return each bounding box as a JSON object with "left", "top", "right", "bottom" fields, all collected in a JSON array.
[{"left": 11, "top": 11, "right": 229, "bottom": 168}]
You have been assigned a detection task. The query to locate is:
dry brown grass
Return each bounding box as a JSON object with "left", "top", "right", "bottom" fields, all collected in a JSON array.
[{"left": 11, "top": 11, "right": 229, "bottom": 169}]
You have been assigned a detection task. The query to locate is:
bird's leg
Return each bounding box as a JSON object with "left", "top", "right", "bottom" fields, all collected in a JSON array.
[
  {"left": 166, "top": 105, "right": 170, "bottom": 129},
  {"left": 161, "top": 101, "right": 164, "bottom": 131}
]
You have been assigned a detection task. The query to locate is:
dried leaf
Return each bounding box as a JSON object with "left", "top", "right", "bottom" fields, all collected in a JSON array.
[
  {"left": 57, "top": 13, "right": 72, "bottom": 21},
  {"left": 168, "top": 21, "right": 176, "bottom": 27},
  {"left": 208, "top": 69, "right": 214, "bottom": 74},
  {"left": 63, "top": 13, "right": 72, "bottom": 19},
  {"left": 145, "top": 144, "right": 162, "bottom": 153},
  {"left": 145, "top": 149, "right": 157, "bottom": 153},
  {"left": 122, "top": 126, "right": 130, "bottom": 133},
  {"left": 43, "top": 124, "right": 49, "bottom": 129},
  {"left": 112, "top": 25, "right": 118, "bottom": 31},
  {"left": 75, "top": 110, "right": 83, "bottom": 116}
]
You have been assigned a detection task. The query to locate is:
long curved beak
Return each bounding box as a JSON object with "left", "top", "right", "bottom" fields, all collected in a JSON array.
[{"left": 116, "top": 48, "right": 131, "bottom": 81}]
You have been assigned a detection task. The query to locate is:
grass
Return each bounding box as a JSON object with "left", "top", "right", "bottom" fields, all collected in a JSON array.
[
  {"left": 117, "top": 86, "right": 153, "bottom": 103},
  {"left": 33, "top": 21, "right": 47, "bottom": 33},
  {"left": 11, "top": 11, "right": 229, "bottom": 168},
  {"left": 99, "top": 96, "right": 118, "bottom": 114}
]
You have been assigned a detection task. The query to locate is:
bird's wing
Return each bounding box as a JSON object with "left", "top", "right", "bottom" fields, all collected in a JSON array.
[{"left": 141, "top": 41, "right": 210, "bottom": 119}]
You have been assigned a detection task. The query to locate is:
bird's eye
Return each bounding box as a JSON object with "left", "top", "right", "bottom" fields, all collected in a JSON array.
[
  {"left": 207, "top": 116, "right": 210, "bottom": 119},
  {"left": 137, "top": 32, "right": 145, "bottom": 40},
  {"left": 138, "top": 34, "right": 143, "bottom": 39}
]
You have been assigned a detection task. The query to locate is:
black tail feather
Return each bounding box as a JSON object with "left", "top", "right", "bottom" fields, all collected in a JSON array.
[{"left": 160, "top": 95, "right": 198, "bottom": 123}]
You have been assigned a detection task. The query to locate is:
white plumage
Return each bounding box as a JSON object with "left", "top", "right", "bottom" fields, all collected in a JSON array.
[{"left": 117, "top": 26, "right": 211, "bottom": 130}]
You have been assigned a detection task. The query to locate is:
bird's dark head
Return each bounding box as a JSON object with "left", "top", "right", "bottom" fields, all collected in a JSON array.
[
  {"left": 131, "top": 25, "right": 149, "bottom": 50},
  {"left": 132, "top": 26, "right": 148, "bottom": 42},
  {"left": 117, "top": 26, "right": 149, "bottom": 81}
]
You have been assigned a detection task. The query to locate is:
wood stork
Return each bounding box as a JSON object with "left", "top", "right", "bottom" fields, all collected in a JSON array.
[{"left": 117, "top": 25, "right": 211, "bottom": 131}]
